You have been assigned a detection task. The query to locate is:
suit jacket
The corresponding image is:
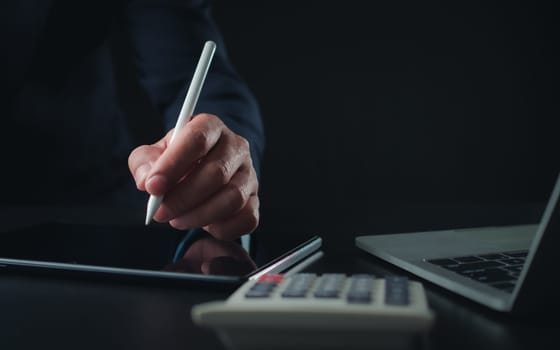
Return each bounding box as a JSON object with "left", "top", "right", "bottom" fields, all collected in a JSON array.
[{"left": 2, "top": 0, "right": 264, "bottom": 205}]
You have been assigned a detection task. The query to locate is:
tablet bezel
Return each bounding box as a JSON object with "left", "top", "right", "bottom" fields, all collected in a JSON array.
[{"left": 0, "top": 229, "right": 322, "bottom": 289}]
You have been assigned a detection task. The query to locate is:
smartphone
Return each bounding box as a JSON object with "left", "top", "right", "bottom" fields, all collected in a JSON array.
[{"left": 0, "top": 222, "right": 322, "bottom": 289}]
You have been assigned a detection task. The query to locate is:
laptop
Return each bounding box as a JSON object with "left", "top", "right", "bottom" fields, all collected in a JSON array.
[{"left": 355, "top": 173, "right": 560, "bottom": 315}]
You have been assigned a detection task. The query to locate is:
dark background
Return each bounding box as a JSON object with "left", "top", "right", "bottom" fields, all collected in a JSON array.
[
  {"left": 208, "top": 1, "right": 559, "bottom": 239},
  {"left": 1, "top": 5, "right": 559, "bottom": 348}
]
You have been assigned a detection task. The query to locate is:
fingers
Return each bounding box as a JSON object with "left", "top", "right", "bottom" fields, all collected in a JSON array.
[
  {"left": 128, "top": 112, "right": 261, "bottom": 241},
  {"left": 203, "top": 195, "right": 260, "bottom": 240},
  {"left": 164, "top": 165, "right": 257, "bottom": 228},
  {"left": 153, "top": 130, "right": 251, "bottom": 222},
  {"left": 145, "top": 114, "right": 225, "bottom": 196}
]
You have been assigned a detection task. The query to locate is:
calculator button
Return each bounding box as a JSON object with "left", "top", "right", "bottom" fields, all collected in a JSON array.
[
  {"left": 349, "top": 274, "right": 375, "bottom": 290},
  {"left": 314, "top": 289, "right": 340, "bottom": 298},
  {"left": 281, "top": 273, "right": 316, "bottom": 298},
  {"left": 347, "top": 274, "right": 374, "bottom": 304},
  {"left": 385, "top": 276, "right": 410, "bottom": 305},
  {"left": 347, "top": 292, "right": 372, "bottom": 303},
  {"left": 245, "top": 281, "right": 277, "bottom": 298},
  {"left": 281, "top": 289, "right": 308, "bottom": 298},
  {"left": 258, "top": 274, "right": 284, "bottom": 283},
  {"left": 245, "top": 289, "right": 271, "bottom": 298},
  {"left": 314, "top": 274, "right": 345, "bottom": 298}
]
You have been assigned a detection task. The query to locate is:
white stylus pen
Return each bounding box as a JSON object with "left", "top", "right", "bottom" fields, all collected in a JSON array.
[{"left": 145, "top": 40, "right": 217, "bottom": 225}]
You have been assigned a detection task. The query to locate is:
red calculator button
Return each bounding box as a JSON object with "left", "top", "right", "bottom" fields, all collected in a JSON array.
[{"left": 258, "top": 274, "right": 284, "bottom": 283}]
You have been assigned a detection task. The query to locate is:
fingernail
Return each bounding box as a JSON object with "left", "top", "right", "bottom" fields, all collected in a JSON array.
[
  {"left": 135, "top": 164, "right": 151, "bottom": 189},
  {"left": 146, "top": 174, "right": 168, "bottom": 195},
  {"left": 201, "top": 262, "right": 210, "bottom": 274}
]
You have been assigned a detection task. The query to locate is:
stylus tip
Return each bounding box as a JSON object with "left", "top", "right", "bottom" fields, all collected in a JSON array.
[{"left": 145, "top": 195, "right": 162, "bottom": 226}]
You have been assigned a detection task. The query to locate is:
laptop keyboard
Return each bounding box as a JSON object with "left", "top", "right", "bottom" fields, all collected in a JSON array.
[{"left": 426, "top": 250, "right": 528, "bottom": 293}]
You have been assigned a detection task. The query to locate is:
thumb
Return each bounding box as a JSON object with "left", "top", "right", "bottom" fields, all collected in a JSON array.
[{"left": 128, "top": 144, "right": 164, "bottom": 191}]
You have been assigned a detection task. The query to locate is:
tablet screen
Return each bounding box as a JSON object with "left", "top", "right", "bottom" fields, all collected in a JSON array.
[{"left": 0, "top": 222, "right": 321, "bottom": 287}]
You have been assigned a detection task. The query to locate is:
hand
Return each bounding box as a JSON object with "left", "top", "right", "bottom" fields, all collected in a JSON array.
[{"left": 128, "top": 113, "right": 259, "bottom": 240}]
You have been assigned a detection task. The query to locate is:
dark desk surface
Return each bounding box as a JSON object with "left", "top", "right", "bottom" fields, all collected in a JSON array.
[{"left": 0, "top": 204, "right": 557, "bottom": 350}]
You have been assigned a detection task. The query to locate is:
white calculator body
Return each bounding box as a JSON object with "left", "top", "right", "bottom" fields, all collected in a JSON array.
[{"left": 192, "top": 273, "right": 435, "bottom": 349}]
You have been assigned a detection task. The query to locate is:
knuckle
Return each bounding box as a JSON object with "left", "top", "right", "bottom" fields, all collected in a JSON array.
[
  {"left": 245, "top": 210, "right": 260, "bottom": 233},
  {"left": 241, "top": 209, "right": 260, "bottom": 235},
  {"left": 196, "top": 113, "right": 223, "bottom": 129},
  {"left": 235, "top": 135, "right": 250, "bottom": 153},
  {"left": 226, "top": 183, "right": 249, "bottom": 211},
  {"left": 250, "top": 167, "right": 259, "bottom": 193},
  {"left": 187, "top": 128, "right": 212, "bottom": 156},
  {"left": 236, "top": 199, "right": 260, "bottom": 234},
  {"left": 248, "top": 197, "right": 260, "bottom": 230},
  {"left": 210, "top": 159, "right": 231, "bottom": 185},
  {"left": 202, "top": 113, "right": 217, "bottom": 121}
]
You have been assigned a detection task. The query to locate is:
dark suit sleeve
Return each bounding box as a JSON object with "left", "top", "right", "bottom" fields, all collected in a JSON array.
[{"left": 123, "top": 0, "right": 264, "bottom": 176}]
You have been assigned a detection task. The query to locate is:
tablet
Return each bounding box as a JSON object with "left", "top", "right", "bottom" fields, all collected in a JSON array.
[{"left": 0, "top": 222, "right": 322, "bottom": 289}]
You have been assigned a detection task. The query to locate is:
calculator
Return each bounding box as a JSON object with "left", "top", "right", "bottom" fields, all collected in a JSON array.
[{"left": 192, "top": 273, "right": 435, "bottom": 349}]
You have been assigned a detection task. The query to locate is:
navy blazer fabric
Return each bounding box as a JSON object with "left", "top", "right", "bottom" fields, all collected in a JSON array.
[{"left": 2, "top": 0, "right": 264, "bottom": 206}]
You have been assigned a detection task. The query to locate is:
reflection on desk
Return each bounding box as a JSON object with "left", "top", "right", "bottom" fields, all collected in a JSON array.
[{"left": 164, "top": 236, "right": 256, "bottom": 276}]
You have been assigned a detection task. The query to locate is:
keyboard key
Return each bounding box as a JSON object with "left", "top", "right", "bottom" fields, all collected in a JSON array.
[
  {"left": 454, "top": 256, "right": 484, "bottom": 263},
  {"left": 477, "top": 253, "right": 507, "bottom": 260},
  {"left": 466, "top": 269, "right": 515, "bottom": 283},
  {"left": 502, "top": 265, "right": 523, "bottom": 272},
  {"left": 498, "top": 258, "right": 525, "bottom": 266},
  {"left": 503, "top": 251, "right": 528, "bottom": 258},
  {"left": 426, "top": 250, "right": 528, "bottom": 289},
  {"left": 446, "top": 260, "right": 505, "bottom": 273},
  {"left": 427, "top": 258, "right": 458, "bottom": 267}
]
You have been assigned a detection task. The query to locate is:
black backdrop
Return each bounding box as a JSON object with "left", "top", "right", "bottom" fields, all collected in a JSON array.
[{"left": 209, "top": 1, "right": 559, "bottom": 239}]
